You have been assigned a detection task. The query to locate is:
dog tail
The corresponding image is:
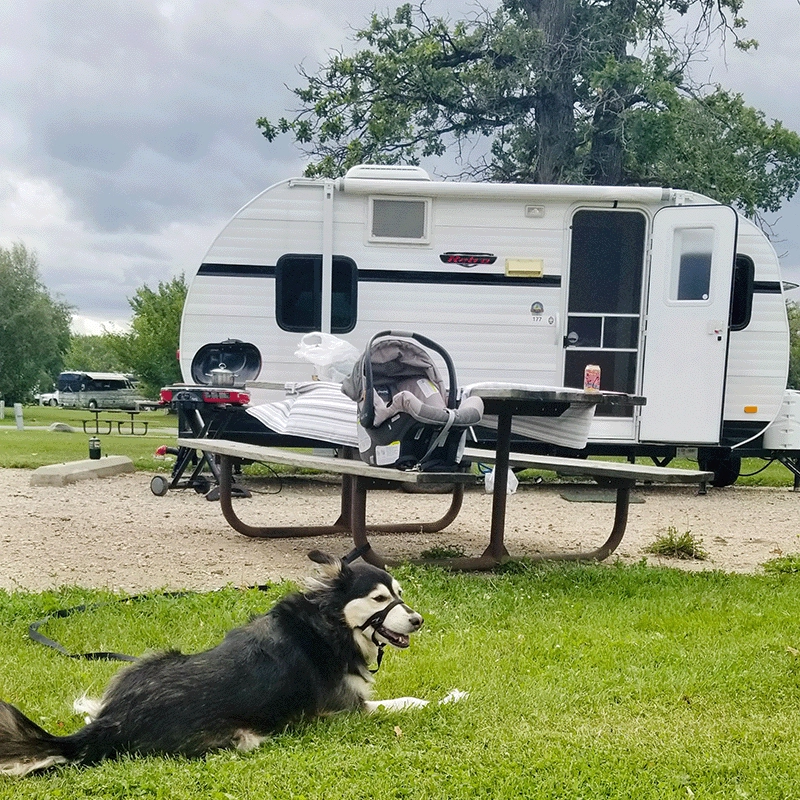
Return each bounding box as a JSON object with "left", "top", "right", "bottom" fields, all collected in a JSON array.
[
  {"left": 0, "top": 700, "right": 115, "bottom": 777},
  {"left": 0, "top": 699, "right": 73, "bottom": 776}
]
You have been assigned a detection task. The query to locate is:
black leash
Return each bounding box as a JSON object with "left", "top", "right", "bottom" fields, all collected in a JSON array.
[
  {"left": 341, "top": 544, "right": 370, "bottom": 565},
  {"left": 30, "top": 547, "right": 378, "bottom": 665},
  {"left": 28, "top": 586, "right": 270, "bottom": 662}
]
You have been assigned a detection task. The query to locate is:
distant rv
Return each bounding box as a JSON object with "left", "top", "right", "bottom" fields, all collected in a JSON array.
[{"left": 57, "top": 371, "right": 140, "bottom": 410}]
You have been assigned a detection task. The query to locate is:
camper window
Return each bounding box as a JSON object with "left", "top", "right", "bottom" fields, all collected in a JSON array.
[
  {"left": 730, "top": 254, "right": 755, "bottom": 331},
  {"left": 369, "top": 198, "right": 429, "bottom": 242},
  {"left": 275, "top": 254, "right": 357, "bottom": 333},
  {"left": 672, "top": 228, "right": 714, "bottom": 301}
]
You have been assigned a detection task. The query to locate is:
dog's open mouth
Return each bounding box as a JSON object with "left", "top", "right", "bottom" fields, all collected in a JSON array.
[{"left": 375, "top": 626, "right": 410, "bottom": 649}]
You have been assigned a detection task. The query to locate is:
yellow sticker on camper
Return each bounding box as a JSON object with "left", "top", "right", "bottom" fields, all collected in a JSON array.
[{"left": 505, "top": 258, "right": 544, "bottom": 277}]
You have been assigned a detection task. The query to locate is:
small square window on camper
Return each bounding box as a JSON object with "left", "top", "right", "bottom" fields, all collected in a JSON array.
[
  {"left": 275, "top": 254, "right": 358, "bottom": 334},
  {"left": 370, "top": 198, "right": 429, "bottom": 241}
]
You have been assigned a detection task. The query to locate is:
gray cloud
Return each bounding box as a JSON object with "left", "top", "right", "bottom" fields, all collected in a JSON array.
[
  {"left": 6, "top": 0, "right": 309, "bottom": 235},
  {"left": 0, "top": 0, "right": 798, "bottom": 320}
]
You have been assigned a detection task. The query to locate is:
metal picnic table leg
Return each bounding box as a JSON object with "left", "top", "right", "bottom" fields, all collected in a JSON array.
[
  {"left": 523, "top": 482, "right": 632, "bottom": 562},
  {"left": 366, "top": 484, "right": 465, "bottom": 534},
  {"left": 483, "top": 409, "right": 512, "bottom": 562},
  {"left": 217, "top": 454, "right": 351, "bottom": 539},
  {"left": 349, "top": 475, "right": 383, "bottom": 567},
  {"left": 348, "top": 477, "right": 469, "bottom": 570},
  {"left": 334, "top": 474, "right": 354, "bottom": 529},
  {"left": 334, "top": 445, "right": 464, "bottom": 534}
]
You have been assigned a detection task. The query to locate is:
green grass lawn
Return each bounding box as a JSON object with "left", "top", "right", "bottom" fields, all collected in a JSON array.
[
  {"left": 1, "top": 563, "right": 800, "bottom": 798},
  {"left": 0, "top": 404, "right": 176, "bottom": 471},
  {"left": 2, "top": 405, "right": 800, "bottom": 796}
]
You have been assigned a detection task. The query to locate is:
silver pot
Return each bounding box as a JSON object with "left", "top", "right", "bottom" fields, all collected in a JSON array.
[{"left": 207, "top": 363, "right": 236, "bottom": 387}]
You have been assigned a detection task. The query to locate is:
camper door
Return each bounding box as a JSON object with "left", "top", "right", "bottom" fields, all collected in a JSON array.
[{"left": 639, "top": 205, "right": 737, "bottom": 443}]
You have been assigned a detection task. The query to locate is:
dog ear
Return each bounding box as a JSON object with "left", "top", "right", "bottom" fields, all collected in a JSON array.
[{"left": 307, "top": 550, "right": 345, "bottom": 579}]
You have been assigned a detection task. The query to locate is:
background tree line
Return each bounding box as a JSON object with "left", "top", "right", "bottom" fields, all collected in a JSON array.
[{"left": 0, "top": 242, "right": 185, "bottom": 403}]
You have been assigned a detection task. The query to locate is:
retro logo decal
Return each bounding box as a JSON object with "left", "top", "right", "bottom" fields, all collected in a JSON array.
[{"left": 439, "top": 252, "right": 497, "bottom": 266}]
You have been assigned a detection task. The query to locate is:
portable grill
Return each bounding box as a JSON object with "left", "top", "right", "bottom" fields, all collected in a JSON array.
[
  {"left": 150, "top": 384, "right": 253, "bottom": 498},
  {"left": 150, "top": 339, "right": 262, "bottom": 498}
]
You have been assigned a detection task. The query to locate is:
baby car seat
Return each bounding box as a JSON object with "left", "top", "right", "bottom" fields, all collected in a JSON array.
[{"left": 342, "top": 331, "right": 483, "bottom": 471}]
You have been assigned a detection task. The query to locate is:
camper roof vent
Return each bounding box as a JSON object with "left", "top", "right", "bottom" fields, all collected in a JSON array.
[{"left": 344, "top": 164, "right": 431, "bottom": 181}]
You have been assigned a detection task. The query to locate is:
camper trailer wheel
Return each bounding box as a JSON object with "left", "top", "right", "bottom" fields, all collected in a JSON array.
[
  {"left": 88, "top": 399, "right": 98, "bottom": 410},
  {"left": 150, "top": 475, "right": 169, "bottom": 496},
  {"left": 699, "top": 453, "right": 741, "bottom": 488}
]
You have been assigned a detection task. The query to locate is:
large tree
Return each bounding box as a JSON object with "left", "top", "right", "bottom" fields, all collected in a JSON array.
[
  {"left": 258, "top": 0, "right": 800, "bottom": 215},
  {"left": 107, "top": 275, "right": 187, "bottom": 399},
  {"left": 0, "top": 243, "right": 72, "bottom": 403}
]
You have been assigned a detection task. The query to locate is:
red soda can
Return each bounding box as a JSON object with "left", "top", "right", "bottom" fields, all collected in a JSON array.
[{"left": 583, "top": 364, "right": 601, "bottom": 392}]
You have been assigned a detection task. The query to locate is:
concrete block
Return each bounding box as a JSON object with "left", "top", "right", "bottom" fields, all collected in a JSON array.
[
  {"left": 30, "top": 456, "right": 135, "bottom": 487},
  {"left": 48, "top": 422, "right": 76, "bottom": 433}
]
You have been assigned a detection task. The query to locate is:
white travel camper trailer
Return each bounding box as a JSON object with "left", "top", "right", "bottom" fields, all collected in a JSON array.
[{"left": 180, "top": 165, "right": 799, "bottom": 486}]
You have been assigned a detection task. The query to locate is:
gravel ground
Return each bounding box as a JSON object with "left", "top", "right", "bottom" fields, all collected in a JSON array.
[{"left": 2, "top": 467, "right": 799, "bottom": 593}]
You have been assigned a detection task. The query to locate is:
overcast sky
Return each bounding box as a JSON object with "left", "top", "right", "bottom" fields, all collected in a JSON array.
[{"left": 1, "top": 0, "right": 799, "bottom": 333}]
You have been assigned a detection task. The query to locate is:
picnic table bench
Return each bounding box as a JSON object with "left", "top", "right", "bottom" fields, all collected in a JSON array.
[
  {"left": 463, "top": 447, "right": 712, "bottom": 488},
  {"left": 180, "top": 436, "right": 712, "bottom": 571},
  {"left": 82, "top": 409, "right": 149, "bottom": 436}
]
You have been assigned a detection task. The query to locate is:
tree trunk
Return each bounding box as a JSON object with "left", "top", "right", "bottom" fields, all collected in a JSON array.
[
  {"left": 519, "top": 0, "right": 578, "bottom": 183},
  {"left": 586, "top": 92, "right": 627, "bottom": 184},
  {"left": 584, "top": 0, "right": 639, "bottom": 185}
]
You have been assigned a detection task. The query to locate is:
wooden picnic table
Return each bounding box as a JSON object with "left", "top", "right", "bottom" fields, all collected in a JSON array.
[{"left": 180, "top": 386, "right": 712, "bottom": 570}]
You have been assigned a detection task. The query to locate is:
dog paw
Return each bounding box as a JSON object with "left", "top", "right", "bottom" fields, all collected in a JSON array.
[
  {"left": 365, "top": 697, "right": 430, "bottom": 713},
  {"left": 438, "top": 689, "right": 469, "bottom": 705},
  {"left": 73, "top": 694, "right": 104, "bottom": 723}
]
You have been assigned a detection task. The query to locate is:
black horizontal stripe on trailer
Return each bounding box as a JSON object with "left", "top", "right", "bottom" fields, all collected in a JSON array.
[
  {"left": 358, "top": 269, "right": 562, "bottom": 287},
  {"left": 196, "top": 264, "right": 781, "bottom": 293},
  {"left": 197, "top": 263, "right": 561, "bottom": 287},
  {"left": 198, "top": 263, "right": 275, "bottom": 277},
  {"left": 753, "top": 281, "right": 782, "bottom": 294}
]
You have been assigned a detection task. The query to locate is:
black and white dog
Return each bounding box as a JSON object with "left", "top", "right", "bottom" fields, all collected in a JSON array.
[{"left": 0, "top": 551, "right": 462, "bottom": 776}]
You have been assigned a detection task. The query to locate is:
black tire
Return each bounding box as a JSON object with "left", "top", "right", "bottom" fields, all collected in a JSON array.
[
  {"left": 87, "top": 399, "right": 98, "bottom": 410},
  {"left": 193, "top": 477, "right": 212, "bottom": 495},
  {"left": 699, "top": 453, "right": 741, "bottom": 488},
  {"left": 48, "top": 398, "right": 58, "bottom": 406},
  {"left": 150, "top": 475, "right": 169, "bottom": 497}
]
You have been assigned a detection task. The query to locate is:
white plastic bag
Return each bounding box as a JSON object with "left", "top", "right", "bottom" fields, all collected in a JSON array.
[
  {"left": 484, "top": 467, "right": 519, "bottom": 495},
  {"left": 294, "top": 333, "right": 360, "bottom": 383}
]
